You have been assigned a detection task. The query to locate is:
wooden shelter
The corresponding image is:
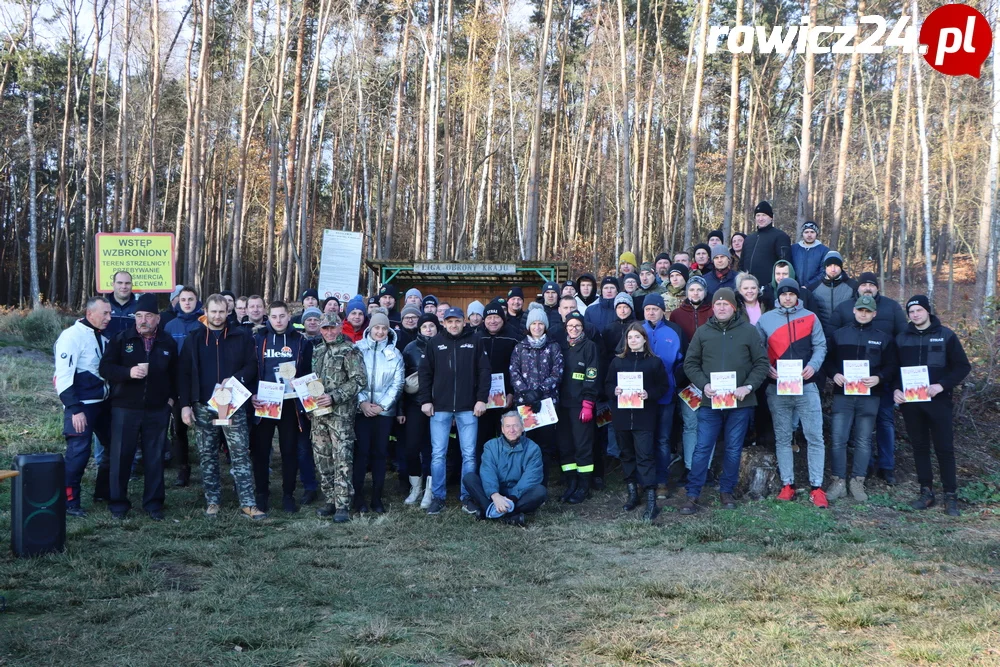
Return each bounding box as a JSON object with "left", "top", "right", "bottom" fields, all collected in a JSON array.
[{"left": 366, "top": 260, "right": 571, "bottom": 314}]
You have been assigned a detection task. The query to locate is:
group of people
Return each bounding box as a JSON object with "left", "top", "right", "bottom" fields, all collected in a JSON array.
[{"left": 54, "top": 200, "right": 971, "bottom": 526}]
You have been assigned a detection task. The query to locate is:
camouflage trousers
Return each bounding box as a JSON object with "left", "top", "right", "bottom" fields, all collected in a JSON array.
[
  {"left": 311, "top": 415, "right": 354, "bottom": 508},
  {"left": 192, "top": 403, "right": 256, "bottom": 507}
]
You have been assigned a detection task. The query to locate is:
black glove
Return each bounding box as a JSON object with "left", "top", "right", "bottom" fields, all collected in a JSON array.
[{"left": 521, "top": 389, "right": 542, "bottom": 406}]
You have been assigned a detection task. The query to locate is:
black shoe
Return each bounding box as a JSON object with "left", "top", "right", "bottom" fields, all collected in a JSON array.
[
  {"left": 92, "top": 495, "right": 109, "bottom": 503},
  {"left": 568, "top": 474, "right": 591, "bottom": 504},
  {"left": 679, "top": 496, "right": 699, "bottom": 515},
  {"left": 877, "top": 469, "right": 897, "bottom": 486},
  {"left": 944, "top": 492, "right": 960, "bottom": 517},
  {"left": 174, "top": 466, "right": 190, "bottom": 487},
  {"left": 255, "top": 495, "right": 270, "bottom": 513},
  {"left": 910, "top": 487, "right": 935, "bottom": 510},
  {"left": 560, "top": 473, "right": 578, "bottom": 503},
  {"left": 500, "top": 512, "right": 526, "bottom": 527},
  {"left": 642, "top": 488, "right": 659, "bottom": 521},
  {"left": 679, "top": 469, "right": 690, "bottom": 485},
  {"left": 316, "top": 503, "right": 337, "bottom": 517},
  {"left": 426, "top": 498, "right": 445, "bottom": 515},
  {"left": 66, "top": 506, "right": 87, "bottom": 518},
  {"left": 333, "top": 508, "right": 350, "bottom": 523},
  {"left": 371, "top": 498, "right": 386, "bottom": 514},
  {"left": 591, "top": 476, "right": 606, "bottom": 491},
  {"left": 461, "top": 499, "right": 478, "bottom": 515},
  {"left": 300, "top": 489, "right": 318, "bottom": 505},
  {"left": 282, "top": 495, "right": 298, "bottom": 513},
  {"left": 623, "top": 482, "right": 640, "bottom": 511},
  {"left": 147, "top": 510, "right": 164, "bottom": 521}
]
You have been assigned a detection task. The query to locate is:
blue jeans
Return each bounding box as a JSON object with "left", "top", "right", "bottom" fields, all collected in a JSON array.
[
  {"left": 686, "top": 406, "right": 752, "bottom": 498},
  {"left": 767, "top": 383, "right": 825, "bottom": 488},
  {"left": 606, "top": 423, "right": 620, "bottom": 458},
  {"left": 874, "top": 389, "right": 896, "bottom": 471},
  {"left": 430, "top": 411, "right": 478, "bottom": 501},
  {"left": 654, "top": 402, "right": 675, "bottom": 485},
  {"left": 678, "top": 400, "right": 702, "bottom": 469},
  {"left": 831, "top": 393, "right": 879, "bottom": 479}
]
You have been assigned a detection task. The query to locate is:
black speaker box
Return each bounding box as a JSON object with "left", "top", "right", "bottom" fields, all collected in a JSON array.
[{"left": 11, "top": 453, "right": 66, "bottom": 557}]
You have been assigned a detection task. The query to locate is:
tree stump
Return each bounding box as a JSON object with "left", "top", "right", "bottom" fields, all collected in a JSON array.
[{"left": 737, "top": 446, "right": 778, "bottom": 499}]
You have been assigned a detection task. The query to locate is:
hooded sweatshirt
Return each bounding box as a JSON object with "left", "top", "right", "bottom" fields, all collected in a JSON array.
[
  {"left": 790, "top": 238, "right": 830, "bottom": 288},
  {"left": 755, "top": 300, "right": 827, "bottom": 386},
  {"left": 165, "top": 302, "right": 205, "bottom": 351}
]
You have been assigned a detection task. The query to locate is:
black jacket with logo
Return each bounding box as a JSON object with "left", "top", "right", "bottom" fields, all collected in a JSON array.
[
  {"left": 824, "top": 320, "right": 898, "bottom": 396},
  {"left": 417, "top": 327, "right": 493, "bottom": 412},
  {"left": 894, "top": 315, "right": 971, "bottom": 400},
  {"left": 560, "top": 334, "right": 600, "bottom": 408},
  {"left": 100, "top": 326, "right": 178, "bottom": 410},
  {"left": 253, "top": 323, "right": 313, "bottom": 391}
]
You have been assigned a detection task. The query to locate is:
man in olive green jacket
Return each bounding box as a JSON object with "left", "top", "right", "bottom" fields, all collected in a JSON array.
[{"left": 680, "top": 288, "right": 769, "bottom": 514}]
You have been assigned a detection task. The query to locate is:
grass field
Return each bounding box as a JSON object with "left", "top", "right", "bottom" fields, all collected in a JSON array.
[{"left": 2, "top": 353, "right": 1000, "bottom": 666}]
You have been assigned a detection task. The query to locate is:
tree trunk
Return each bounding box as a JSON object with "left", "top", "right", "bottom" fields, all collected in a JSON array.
[
  {"left": 523, "top": 0, "right": 555, "bottom": 260},
  {"left": 795, "top": 0, "right": 817, "bottom": 235},
  {"left": 830, "top": 0, "right": 863, "bottom": 250},
  {"left": 681, "top": 0, "right": 710, "bottom": 248},
  {"left": 975, "top": 19, "right": 1000, "bottom": 313},
  {"left": 721, "top": 0, "right": 743, "bottom": 240},
  {"left": 910, "top": 0, "right": 934, "bottom": 305},
  {"left": 24, "top": 0, "right": 41, "bottom": 308}
]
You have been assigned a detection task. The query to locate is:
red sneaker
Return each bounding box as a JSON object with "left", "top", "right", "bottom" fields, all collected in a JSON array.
[
  {"left": 810, "top": 488, "right": 829, "bottom": 508},
  {"left": 777, "top": 485, "right": 795, "bottom": 501}
]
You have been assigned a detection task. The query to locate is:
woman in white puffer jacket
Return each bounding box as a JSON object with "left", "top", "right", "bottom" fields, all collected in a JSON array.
[{"left": 353, "top": 311, "right": 404, "bottom": 513}]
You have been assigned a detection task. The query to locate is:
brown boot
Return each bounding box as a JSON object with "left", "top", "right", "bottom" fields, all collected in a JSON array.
[
  {"left": 720, "top": 492, "right": 737, "bottom": 509},
  {"left": 679, "top": 496, "right": 700, "bottom": 515}
]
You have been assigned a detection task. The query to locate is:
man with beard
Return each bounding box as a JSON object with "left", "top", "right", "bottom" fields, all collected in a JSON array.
[
  {"left": 741, "top": 200, "right": 792, "bottom": 284},
  {"left": 476, "top": 302, "right": 520, "bottom": 450}
]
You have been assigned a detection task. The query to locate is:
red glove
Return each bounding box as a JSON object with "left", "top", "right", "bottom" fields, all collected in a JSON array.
[{"left": 579, "top": 400, "right": 595, "bottom": 423}]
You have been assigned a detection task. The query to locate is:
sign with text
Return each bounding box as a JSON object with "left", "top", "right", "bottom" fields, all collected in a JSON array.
[
  {"left": 317, "top": 229, "right": 364, "bottom": 302},
  {"left": 95, "top": 233, "right": 175, "bottom": 293},
  {"left": 412, "top": 262, "right": 517, "bottom": 275}
]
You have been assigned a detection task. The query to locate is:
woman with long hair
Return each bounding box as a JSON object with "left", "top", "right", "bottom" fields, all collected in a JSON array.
[
  {"left": 606, "top": 323, "right": 669, "bottom": 520},
  {"left": 735, "top": 272, "right": 768, "bottom": 325},
  {"left": 400, "top": 314, "right": 439, "bottom": 508}
]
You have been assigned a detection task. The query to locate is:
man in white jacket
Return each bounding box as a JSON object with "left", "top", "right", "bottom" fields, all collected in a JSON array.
[{"left": 54, "top": 296, "right": 113, "bottom": 516}]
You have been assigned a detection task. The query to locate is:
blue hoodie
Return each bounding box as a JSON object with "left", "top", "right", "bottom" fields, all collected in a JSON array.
[
  {"left": 790, "top": 240, "right": 830, "bottom": 289},
  {"left": 643, "top": 318, "right": 683, "bottom": 405},
  {"left": 164, "top": 303, "right": 205, "bottom": 351}
]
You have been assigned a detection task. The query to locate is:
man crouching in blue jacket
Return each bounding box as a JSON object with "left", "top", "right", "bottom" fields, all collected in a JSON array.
[{"left": 463, "top": 411, "right": 547, "bottom": 526}]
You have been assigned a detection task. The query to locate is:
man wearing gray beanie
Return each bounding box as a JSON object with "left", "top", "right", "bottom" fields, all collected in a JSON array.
[
  {"left": 467, "top": 300, "right": 486, "bottom": 330},
  {"left": 404, "top": 288, "right": 423, "bottom": 308}
]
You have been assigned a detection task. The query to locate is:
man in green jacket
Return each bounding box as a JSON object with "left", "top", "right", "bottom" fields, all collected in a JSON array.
[
  {"left": 680, "top": 288, "right": 769, "bottom": 514},
  {"left": 463, "top": 411, "right": 547, "bottom": 526}
]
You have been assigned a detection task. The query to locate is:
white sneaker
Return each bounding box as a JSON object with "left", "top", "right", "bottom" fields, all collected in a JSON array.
[
  {"left": 404, "top": 476, "right": 423, "bottom": 505},
  {"left": 420, "top": 477, "right": 434, "bottom": 509}
]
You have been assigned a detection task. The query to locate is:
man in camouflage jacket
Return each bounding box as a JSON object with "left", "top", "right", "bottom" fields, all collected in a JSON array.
[{"left": 310, "top": 312, "right": 367, "bottom": 522}]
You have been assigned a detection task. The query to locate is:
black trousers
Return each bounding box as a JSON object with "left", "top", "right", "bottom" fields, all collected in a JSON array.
[
  {"left": 109, "top": 405, "right": 170, "bottom": 513},
  {"left": 526, "top": 423, "right": 558, "bottom": 487},
  {"left": 403, "top": 400, "right": 431, "bottom": 478},
  {"left": 901, "top": 399, "right": 957, "bottom": 493},
  {"left": 616, "top": 429, "right": 655, "bottom": 488},
  {"left": 171, "top": 402, "right": 190, "bottom": 467},
  {"left": 476, "top": 408, "right": 504, "bottom": 467},
  {"left": 354, "top": 414, "right": 393, "bottom": 502},
  {"left": 557, "top": 407, "right": 595, "bottom": 473},
  {"left": 251, "top": 400, "right": 301, "bottom": 500},
  {"left": 462, "top": 472, "right": 547, "bottom": 514}
]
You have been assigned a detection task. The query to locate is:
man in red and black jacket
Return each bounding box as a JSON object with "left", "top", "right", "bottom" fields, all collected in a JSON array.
[
  {"left": 893, "top": 295, "right": 971, "bottom": 517},
  {"left": 250, "top": 300, "right": 314, "bottom": 514},
  {"left": 100, "top": 293, "right": 178, "bottom": 520}
]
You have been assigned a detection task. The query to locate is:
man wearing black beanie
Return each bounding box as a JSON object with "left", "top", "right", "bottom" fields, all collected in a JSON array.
[{"left": 741, "top": 200, "right": 791, "bottom": 285}]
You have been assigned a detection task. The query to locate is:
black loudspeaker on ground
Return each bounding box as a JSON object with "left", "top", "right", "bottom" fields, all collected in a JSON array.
[{"left": 11, "top": 453, "right": 66, "bottom": 557}]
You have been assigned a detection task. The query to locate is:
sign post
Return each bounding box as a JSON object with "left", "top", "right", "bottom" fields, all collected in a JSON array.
[
  {"left": 317, "top": 230, "right": 364, "bottom": 301},
  {"left": 95, "top": 233, "right": 175, "bottom": 293}
]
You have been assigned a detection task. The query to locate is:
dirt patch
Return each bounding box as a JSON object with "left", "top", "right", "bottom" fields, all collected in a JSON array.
[
  {"left": 0, "top": 346, "right": 51, "bottom": 364},
  {"left": 150, "top": 562, "right": 203, "bottom": 593}
]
